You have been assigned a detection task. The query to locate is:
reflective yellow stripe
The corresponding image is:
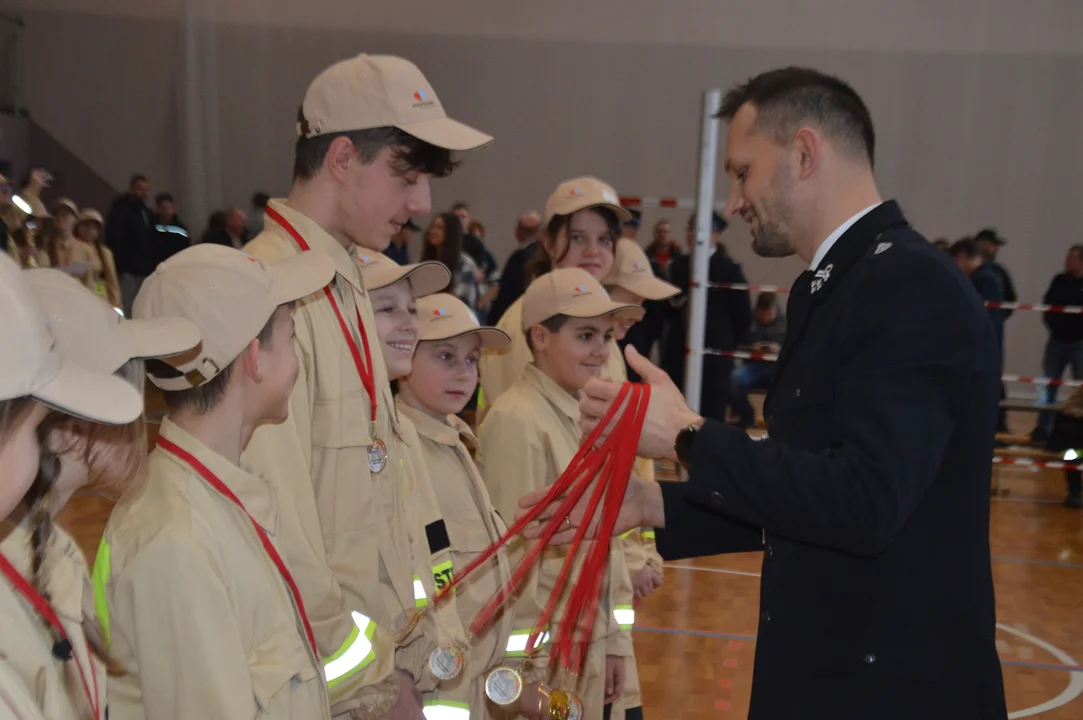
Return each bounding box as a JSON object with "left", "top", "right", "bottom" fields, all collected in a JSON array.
[
  {"left": 423, "top": 701, "right": 470, "bottom": 720},
  {"left": 614, "top": 605, "right": 635, "bottom": 630},
  {"left": 413, "top": 575, "right": 428, "bottom": 607},
  {"left": 325, "top": 611, "right": 377, "bottom": 688},
  {"left": 91, "top": 538, "right": 112, "bottom": 645},
  {"left": 477, "top": 387, "right": 487, "bottom": 411},
  {"left": 640, "top": 529, "right": 656, "bottom": 540},
  {"left": 619, "top": 528, "right": 636, "bottom": 540},
  {"left": 504, "top": 627, "right": 550, "bottom": 657}
]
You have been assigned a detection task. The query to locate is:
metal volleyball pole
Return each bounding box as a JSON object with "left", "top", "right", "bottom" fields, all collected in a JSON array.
[{"left": 683, "top": 88, "right": 722, "bottom": 413}]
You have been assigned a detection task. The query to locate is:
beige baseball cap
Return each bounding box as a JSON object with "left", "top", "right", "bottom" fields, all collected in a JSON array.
[
  {"left": 0, "top": 253, "right": 143, "bottom": 424},
  {"left": 77, "top": 208, "right": 104, "bottom": 226},
  {"left": 26, "top": 269, "right": 201, "bottom": 377},
  {"left": 416, "top": 293, "right": 509, "bottom": 349},
  {"left": 134, "top": 244, "right": 335, "bottom": 390},
  {"left": 604, "top": 239, "right": 679, "bottom": 301},
  {"left": 53, "top": 198, "right": 79, "bottom": 217},
  {"left": 544, "top": 177, "right": 631, "bottom": 225},
  {"left": 299, "top": 54, "right": 492, "bottom": 152},
  {"left": 357, "top": 251, "right": 450, "bottom": 297},
  {"left": 521, "top": 268, "right": 645, "bottom": 331}
]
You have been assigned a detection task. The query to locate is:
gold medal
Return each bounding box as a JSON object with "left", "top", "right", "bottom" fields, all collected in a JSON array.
[
  {"left": 485, "top": 666, "right": 523, "bottom": 705},
  {"left": 368, "top": 437, "right": 388, "bottom": 473},
  {"left": 428, "top": 643, "right": 465, "bottom": 681},
  {"left": 547, "top": 687, "right": 583, "bottom": 720},
  {"left": 390, "top": 608, "right": 423, "bottom": 644}
]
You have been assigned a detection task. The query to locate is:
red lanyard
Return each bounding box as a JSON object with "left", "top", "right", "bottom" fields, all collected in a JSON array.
[
  {"left": 263, "top": 205, "right": 377, "bottom": 426},
  {"left": 0, "top": 552, "right": 101, "bottom": 719},
  {"left": 156, "top": 436, "right": 319, "bottom": 656}
]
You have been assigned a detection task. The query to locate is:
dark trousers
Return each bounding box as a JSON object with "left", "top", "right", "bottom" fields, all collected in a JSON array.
[
  {"left": 701, "top": 355, "right": 734, "bottom": 424},
  {"left": 1037, "top": 340, "right": 1083, "bottom": 435},
  {"left": 731, "top": 362, "right": 776, "bottom": 427}
]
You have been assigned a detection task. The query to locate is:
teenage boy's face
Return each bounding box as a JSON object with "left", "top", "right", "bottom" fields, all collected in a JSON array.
[
  {"left": 258, "top": 305, "right": 300, "bottom": 424},
  {"left": 370, "top": 282, "right": 419, "bottom": 381},
  {"left": 339, "top": 144, "right": 433, "bottom": 252},
  {"left": 404, "top": 334, "right": 481, "bottom": 417}
]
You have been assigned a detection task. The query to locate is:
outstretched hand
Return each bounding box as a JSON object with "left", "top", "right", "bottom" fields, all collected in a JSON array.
[
  {"left": 579, "top": 345, "right": 702, "bottom": 460},
  {"left": 515, "top": 470, "right": 661, "bottom": 544}
]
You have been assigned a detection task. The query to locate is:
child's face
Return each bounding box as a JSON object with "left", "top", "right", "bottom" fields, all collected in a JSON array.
[
  {"left": 371, "top": 282, "right": 419, "bottom": 380},
  {"left": 606, "top": 287, "right": 644, "bottom": 342},
  {"left": 532, "top": 318, "right": 613, "bottom": 394},
  {"left": 402, "top": 334, "right": 482, "bottom": 417},
  {"left": 257, "top": 305, "right": 301, "bottom": 424}
]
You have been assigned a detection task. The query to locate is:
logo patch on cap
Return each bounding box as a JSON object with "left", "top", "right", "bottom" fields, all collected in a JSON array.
[
  {"left": 633, "top": 262, "right": 645, "bottom": 271},
  {"left": 573, "top": 284, "right": 587, "bottom": 295},
  {"left": 412, "top": 89, "right": 434, "bottom": 109},
  {"left": 432, "top": 308, "right": 447, "bottom": 318},
  {"left": 569, "top": 187, "right": 583, "bottom": 197},
  {"left": 359, "top": 255, "right": 371, "bottom": 265}
]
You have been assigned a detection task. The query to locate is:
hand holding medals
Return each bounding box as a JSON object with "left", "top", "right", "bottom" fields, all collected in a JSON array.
[{"left": 420, "top": 382, "right": 650, "bottom": 717}]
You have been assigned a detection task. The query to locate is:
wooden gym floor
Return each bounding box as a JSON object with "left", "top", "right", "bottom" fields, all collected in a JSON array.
[{"left": 58, "top": 398, "right": 1083, "bottom": 718}]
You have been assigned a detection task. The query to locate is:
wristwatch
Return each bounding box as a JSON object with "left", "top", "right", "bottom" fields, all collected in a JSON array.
[{"left": 674, "top": 422, "right": 702, "bottom": 472}]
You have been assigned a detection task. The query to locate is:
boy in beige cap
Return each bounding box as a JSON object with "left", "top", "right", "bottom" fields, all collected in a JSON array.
[
  {"left": 477, "top": 268, "right": 644, "bottom": 720},
  {"left": 92, "top": 244, "right": 344, "bottom": 720},
  {"left": 242, "top": 53, "right": 490, "bottom": 718},
  {"left": 397, "top": 292, "right": 557, "bottom": 719}
]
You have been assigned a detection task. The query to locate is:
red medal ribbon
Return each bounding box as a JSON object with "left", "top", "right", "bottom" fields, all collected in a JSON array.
[
  {"left": 263, "top": 205, "right": 378, "bottom": 426},
  {"left": 156, "top": 436, "right": 319, "bottom": 657},
  {"left": 0, "top": 552, "right": 101, "bottom": 719}
]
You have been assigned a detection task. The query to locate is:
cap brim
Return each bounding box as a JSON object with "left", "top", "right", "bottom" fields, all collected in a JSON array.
[
  {"left": 424, "top": 326, "right": 510, "bottom": 349},
  {"left": 34, "top": 359, "right": 144, "bottom": 425},
  {"left": 401, "top": 262, "right": 452, "bottom": 298},
  {"left": 400, "top": 117, "right": 493, "bottom": 152},
  {"left": 122, "top": 317, "right": 202, "bottom": 362},
  {"left": 624, "top": 276, "right": 680, "bottom": 302},
  {"left": 564, "top": 300, "right": 646, "bottom": 324},
  {"left": 269, "top": 252, "right": 337, "bottom": 304}
]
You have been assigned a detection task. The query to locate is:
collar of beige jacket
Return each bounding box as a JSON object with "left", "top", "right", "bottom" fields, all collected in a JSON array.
[
  {"left": 158, "top": 418, "right": 278, "bottom": 534},
  {"left": 397, "top": 398, "right": 461, "bottom": 447},
  {"left": 0, "top": 519, "right": 85, "bottom": 621},
  {"left": 523, "top": 363, "right": 581, "bottom": 422},
  {"left": 263, "top": 200, "right": 367, "bottom": 296}
]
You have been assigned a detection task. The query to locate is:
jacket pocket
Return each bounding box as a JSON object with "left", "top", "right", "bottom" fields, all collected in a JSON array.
[
  {"left": 248, "top": 625, "right": 319, "bottom": 715},
  {"left": 311, "top": 393, "right": 372, "bottom": 448}
]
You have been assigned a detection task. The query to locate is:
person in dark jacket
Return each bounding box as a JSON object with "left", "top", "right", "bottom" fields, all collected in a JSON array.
[
  {"left": 1033, "top": 245, "right": 1083, "bottom": 439},
  {"left": 555, "top": 67, "right": 1007, "bottom": 720},
  {"left": 106, "top": 173, "right": 157, "bottom": 317},
  {"left": 730, "top": 291, "right": 787, "bottom": 428},
  {"left": 663, "top": 211, "right": 752, "bottom": 422},
  {"left": 486, "top": 211, "right": 542, "bottom": 325},
  {"left": 151, "top": 192, "right": 190, "bottom": 267}
]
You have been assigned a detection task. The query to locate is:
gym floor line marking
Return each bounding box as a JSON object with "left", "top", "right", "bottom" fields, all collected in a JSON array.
[
  {"left": 665, "top": 552, "right": 1083, "bottom": 575},
  {"left": 636, "top": 624, "right": 1083, "bottom": 718}
]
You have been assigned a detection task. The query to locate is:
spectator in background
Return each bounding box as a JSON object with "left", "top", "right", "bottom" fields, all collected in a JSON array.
[
  {"left": 1032, "top": 245, "right": 1083, "bottom": 441},
  {"left": 487, "top": 210, "right": 542, "bottom": 325},
  {"left": 106, "top": 173, "right": 157, "bottom": 317},
  {"left": 933, "top": 237, "right": 950, "bottom": 252},
  {"left": 730, "top": 292, "right": 787, "bottom": 429},
  {"left": 44, "top": 197, "right": 99, "bottom": 287},
  {"left": 975, "top": 228, "right": 1016, "bottom": 318},
  {"left": 622, "top": 208, "right": 642, "bottom": 240},
  {"left": 201, "top": 207, "right": 249, "bottom": 249},
  {"left": 8, "top": 198, "right": 51, "bottom": 268},
  {"left": 75, "top": 208, "right": 121, "bottom": 308},
  {"left": 385, "top": 218, "right": 417, "bottom": 265},
  {"left": 664, "top": 211, "right": 752, "bottom": 422},
  {"left": 422, "top": 212, "right": 480, "bottom": 309},
  {"left": 152, "top": 192, "right": 189, "bottom": 267},
  {"left": 951, "top": 237, "right": 1008, "bottom": 432},
  {"left": 248, "top": 191, "right": 269, "bottom": 236},
  {"left": 451, "top": 201, "right": 498, "bottom": 281}
]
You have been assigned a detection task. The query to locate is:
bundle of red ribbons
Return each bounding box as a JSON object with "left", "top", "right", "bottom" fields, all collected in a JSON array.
[{"left": 434, "top": 381, "right": 649, "bottom": 677}]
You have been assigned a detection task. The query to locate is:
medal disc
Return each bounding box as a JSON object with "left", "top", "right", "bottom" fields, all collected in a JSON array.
[
  {"left": 390, "top": 609, "right": 422, "bottom": 644},
  {"left": 368, "top": 438, "right": 388, "bottom": 473},
  {"left": 485, "top": 666, "right": 523, "bottom": 705},
  {"left": 428, "top": 644, "right": 464, "bottom": 681},
  {"left": 547, "top": 688, "right": 584, "bottom": 720}
]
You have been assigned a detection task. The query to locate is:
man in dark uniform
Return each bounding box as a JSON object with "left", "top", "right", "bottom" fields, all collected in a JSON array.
[
  {"left": 528, "top": 67, "right": 1008, "bottom": 719},
  {"left": 662, "top": 212, "right": 752, "bottom": 421}
]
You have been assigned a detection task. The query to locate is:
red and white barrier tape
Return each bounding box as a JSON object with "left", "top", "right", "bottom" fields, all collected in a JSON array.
[
  {"left": 993, "top": 456, "right": 1081, "bottom": 471},
  {"left": 699, "top": 349, "right": 1079, "bottom": 388},
  {"left": 618, "top": 196, "right": 726, "bottom": 211},
  {"left": 705, "top": 282, "right": 1083, "bottom": 315}
]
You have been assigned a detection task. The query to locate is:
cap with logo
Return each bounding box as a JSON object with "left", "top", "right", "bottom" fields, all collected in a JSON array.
[
  {"left": 521, "top": 267, "right": 645, "bottom": 331},
  {"left": 134, "top": 244, "right": 336, "bottom": 390},
  {"left": 604, "top": 239, "right": 679, "bottom": 301},
  {"left": 357, "top": 252, "right": 450, "bottom": 297},
  {"left": 416, "top": 293, "right": 509, "bottom": 348},
  {"left": 544, "top": 177, "right": 631, "bottom": 225},
  {"left": 299, "top": 53, "right": 492, "bottom": 152},
  {"left": 0, "top": 253, "right": 143, "bottom": 424},
  {"left": 26, "top": 269, "right": 201, "bottom": 377}
]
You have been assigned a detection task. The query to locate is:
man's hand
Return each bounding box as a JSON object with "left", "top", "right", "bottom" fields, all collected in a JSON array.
[
  {"left": 517, "top": 471, "right": 664, "bottom": 543},
  {"left": 604, "top": 655, "right": 626, "bottom": 705},
  {"left": 632, "top": 565, "right": 663, "bottom": 600},
  {"left": 579, "top": 345, "right": 702, "bottom": 461},
  {"left": 378, "top": 669, "right": 424, "bottom": 719}
]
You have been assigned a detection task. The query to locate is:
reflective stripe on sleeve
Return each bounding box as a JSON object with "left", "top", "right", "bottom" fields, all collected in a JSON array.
[
  {"left": 504, "top": 626, "right": 550, "bottom": 657},
  {"left": 91, "top": 538, "right": 112, "bottom": 645},
  {"left": 423, "top": 700, "right": 470, "bottom": 720},
  {"left": 614, "top": 605, "right": 635, "bottom": 631},
  {"left": 414, "top": 575, "right": 428, "bottom": 607},
  {"left": 640, "top": 529, "right": 656, "bottom": 540},
  {"left": 324, "top": 611, "right": 377, "bottom": 688}
]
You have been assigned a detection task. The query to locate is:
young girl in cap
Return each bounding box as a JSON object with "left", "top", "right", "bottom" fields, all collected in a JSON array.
[
  {"left": 396, "top": 292, "right": 551, "bottom": 719},
  {"left": 359, "top": 252, "right": 488, "bottom": 719},
  {"left": 0, "top": 254, "right": 166, "bottom": 720},
  {"left": 598, "top": 239, "right": 681, "bottom": 720},
  {"left": 74, "top": 209, "right": 121, "bottom": 309},
  {"left": 93, "top": 244, "right": 341, "bottom": 719},
  {"left": 44, "top": 199, "right": 101, "bottom": 289},
  {"left": 478, "top": 267, "right": 645, "bottom": 720},
  {"left": 478, "top": 177, "right": 627, "bottom": 412}
]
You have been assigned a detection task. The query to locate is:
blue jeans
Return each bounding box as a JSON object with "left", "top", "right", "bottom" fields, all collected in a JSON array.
[
  {"left": 730, "top": 362, "right": 775, "bottom": 427},
  {"left": 1037, "top": 340, "right": 1083, "bottom": 435}
]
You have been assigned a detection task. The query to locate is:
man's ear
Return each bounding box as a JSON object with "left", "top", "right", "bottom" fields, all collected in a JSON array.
[
  {"left": 529, "top": 324, "right": 549, "bottom": 355},
  {"left": 238, "top": 338, "right": 263, "bottom": 383},
  {"left": 792, "top": 126, "right": 821, "bottom": 180},
  {"left": 324, "top": 136, "right": 356, "bottom": 184}
]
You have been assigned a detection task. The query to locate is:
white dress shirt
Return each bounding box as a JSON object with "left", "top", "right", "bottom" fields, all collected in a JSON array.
[{"left": 809, "top": 203, "right": 881, "bottom": 271}]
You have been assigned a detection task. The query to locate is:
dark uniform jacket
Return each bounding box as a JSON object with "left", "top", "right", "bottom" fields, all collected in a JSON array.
[{"left": 655, "top": 201, "right": 1008, "bottom": 719}]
